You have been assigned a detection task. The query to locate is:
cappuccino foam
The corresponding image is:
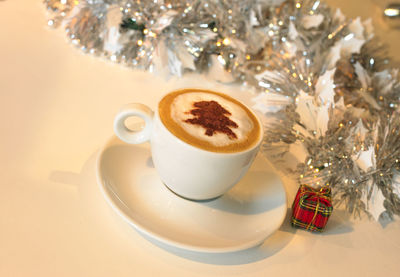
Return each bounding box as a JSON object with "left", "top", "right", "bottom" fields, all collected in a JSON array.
[{"left": 159, "top": 89, "right": 261, "bottom": 153}]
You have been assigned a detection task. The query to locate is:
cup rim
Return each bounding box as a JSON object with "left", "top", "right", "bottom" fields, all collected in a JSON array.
[{"left": 154, "top": 89, "right": 264, "bottom": 155}]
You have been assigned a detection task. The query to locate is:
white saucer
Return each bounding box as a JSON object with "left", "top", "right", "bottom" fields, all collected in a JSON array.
[{"left": 96, "top": 136, "right": 287, "bottom": 253}]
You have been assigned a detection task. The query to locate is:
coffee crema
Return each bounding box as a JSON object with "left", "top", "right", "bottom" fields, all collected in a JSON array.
[{"left": 159, "top": 89, "right": 261, "bottom": 153}]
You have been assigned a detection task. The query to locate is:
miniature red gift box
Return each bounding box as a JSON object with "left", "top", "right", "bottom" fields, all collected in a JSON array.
[{"left": 291, "top": 185, "right": 333, "bottom": 232}]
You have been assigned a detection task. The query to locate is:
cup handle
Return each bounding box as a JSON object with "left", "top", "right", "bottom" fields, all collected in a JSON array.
[{"left": 114, "top": 103, "right": 154, "bottom": 144}]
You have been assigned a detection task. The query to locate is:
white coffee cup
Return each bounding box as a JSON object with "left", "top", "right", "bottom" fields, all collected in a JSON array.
[{"left": 114, "top": 89, "right": 263, "bottom": 200}]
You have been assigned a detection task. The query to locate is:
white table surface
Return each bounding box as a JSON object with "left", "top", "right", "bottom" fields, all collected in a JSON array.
[{"left": 1, "top": 1, "right": 400, "bottom": 276}]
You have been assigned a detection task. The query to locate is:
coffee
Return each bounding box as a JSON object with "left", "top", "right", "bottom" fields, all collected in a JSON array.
[
  {"left": 159, "top": 89, "right": 261, "bottom": 153},
  {"left": 114, "top": 89, "right": 264, "bottom": 199}
]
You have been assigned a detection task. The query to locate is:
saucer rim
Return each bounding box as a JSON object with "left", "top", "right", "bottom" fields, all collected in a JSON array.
[{"left": 96, "top": 136, "right": 287, "bottom": 253}]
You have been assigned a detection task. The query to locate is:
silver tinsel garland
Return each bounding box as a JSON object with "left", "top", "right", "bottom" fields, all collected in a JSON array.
[{"left": 45, "top": 0, "right": 400, "bottom": 222}]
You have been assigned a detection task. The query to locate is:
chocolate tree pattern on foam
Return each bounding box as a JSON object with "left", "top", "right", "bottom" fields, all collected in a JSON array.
[{"left": 184, "top": 100, "right": 238, "bottom": 139}]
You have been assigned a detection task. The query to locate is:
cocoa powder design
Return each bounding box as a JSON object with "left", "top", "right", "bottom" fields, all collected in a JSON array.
[{"left": 184, "top": 100, "right": 238, "bottom": 139}]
